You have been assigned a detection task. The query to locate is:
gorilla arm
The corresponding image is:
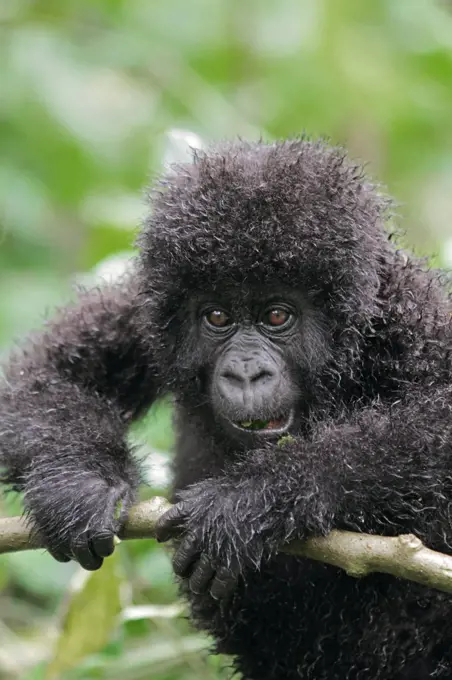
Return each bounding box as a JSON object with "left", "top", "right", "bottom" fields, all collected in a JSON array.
[
  {"left": 0, "top": 277, "right": 157, "bottom": 570},
  {"left": 156, "top": 385, "right": 452, "bottom": 599}
]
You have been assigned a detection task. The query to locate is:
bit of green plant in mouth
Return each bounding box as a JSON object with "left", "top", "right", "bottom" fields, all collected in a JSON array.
[
  {"left": 234, "top": 414, "right": 291, "bottom": 432},
  {"left": 239, "top": 419, "right": 271, "bottom": 430}
]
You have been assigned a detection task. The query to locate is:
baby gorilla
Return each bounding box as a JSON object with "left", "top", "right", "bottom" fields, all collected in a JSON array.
[{"left": 2, "top": 138, "right": 452, "bottom": 679}]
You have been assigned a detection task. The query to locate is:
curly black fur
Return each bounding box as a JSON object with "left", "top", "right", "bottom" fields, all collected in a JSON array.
[{"left": 2, "top": 138, "right": 452, "bottom": 678}]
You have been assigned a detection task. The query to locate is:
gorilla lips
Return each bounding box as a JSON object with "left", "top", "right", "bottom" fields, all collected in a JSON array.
[{"left": 236, "top": 414, "right": 291, "bottom": 432}]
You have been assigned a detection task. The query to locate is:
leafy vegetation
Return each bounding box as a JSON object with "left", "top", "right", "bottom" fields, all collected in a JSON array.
[{"left": 1, "top": 0, "right": 452, "bottom": 677}]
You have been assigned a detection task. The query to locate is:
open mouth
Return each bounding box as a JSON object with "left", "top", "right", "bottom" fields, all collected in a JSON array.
[{"left": 232, "top": 411, "right": 293, "bottom": 435}]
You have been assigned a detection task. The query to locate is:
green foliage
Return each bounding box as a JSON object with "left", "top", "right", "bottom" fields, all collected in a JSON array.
[
  {"left": 46, "top": 553, "right": 123, "bottom": 679},
  {"left": 1, "top": 0, "right": 452, "bottom": 678}
]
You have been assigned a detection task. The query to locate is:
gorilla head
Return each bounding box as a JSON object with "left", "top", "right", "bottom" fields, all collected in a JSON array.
[{"left": 137, "top": 138, "right": 390, "bottom": 442}]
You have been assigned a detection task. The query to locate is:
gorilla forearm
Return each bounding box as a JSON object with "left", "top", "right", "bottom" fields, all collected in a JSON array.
[
  {"left": 1, "top": 279, "right": 154, "bottom": 474},
  {"left": 0, "top": 378, "right": 136, "bottom": 491},
  {"left": 1, "top": 383, "right": 140, "bottom": 563},
  {"left": 165, "top": 385, "right": 452, "bottom": 580},
  {"left": 0, "top": 277, "right": 157, "bottom": 567},
  {"left": 239, "top": 386, "right": 452, "bottom": 545},
  {"left": 335, "top": 387, "right": 452, "bottom": 543}
]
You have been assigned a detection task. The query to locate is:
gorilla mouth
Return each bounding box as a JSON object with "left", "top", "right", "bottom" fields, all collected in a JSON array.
[{"left": 233, "top": 411, "right": 293, "bottom": 434}]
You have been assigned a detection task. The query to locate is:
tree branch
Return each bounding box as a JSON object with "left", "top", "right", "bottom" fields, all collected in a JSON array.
[{"left": 2, "top": 498, "right": 452, "bottom": 594}]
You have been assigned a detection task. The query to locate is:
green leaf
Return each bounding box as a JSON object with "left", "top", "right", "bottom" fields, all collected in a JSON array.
[
  {"left": 277, "top": 435, "right": 296, "bottom": 448},
  {"left": 46, "top": 552, "right": 123, "bottom": 679}
]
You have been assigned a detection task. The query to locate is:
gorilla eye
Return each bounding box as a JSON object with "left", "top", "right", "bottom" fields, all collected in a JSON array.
[
  {"left": 263, "top": 308, "right": 292, "bottom": 328},
  {"left": 205, "top": 310, "right": 231, "bottom": 328}
]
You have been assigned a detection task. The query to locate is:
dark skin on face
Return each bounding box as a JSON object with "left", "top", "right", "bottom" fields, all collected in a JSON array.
[{"left": 156, "top": 291, "right": 306, "bottom": 599}]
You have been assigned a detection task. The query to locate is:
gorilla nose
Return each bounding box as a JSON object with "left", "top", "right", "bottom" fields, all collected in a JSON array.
[{"left": 219, "top": 357, "right": 277, "bottom": 402}]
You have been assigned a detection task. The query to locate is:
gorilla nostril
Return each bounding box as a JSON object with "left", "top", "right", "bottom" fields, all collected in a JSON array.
[
  {"left": 221, "top": 369, "right": 245, "bottom": 385},
  {"left": 250, "top": 369, "right": 274, "bottom": 384}
]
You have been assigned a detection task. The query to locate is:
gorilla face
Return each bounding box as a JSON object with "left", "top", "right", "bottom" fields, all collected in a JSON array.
[{"left": 194, "top": 286, "right": 330, "bottom": 441}]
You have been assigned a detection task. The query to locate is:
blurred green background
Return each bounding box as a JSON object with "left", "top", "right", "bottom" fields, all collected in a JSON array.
[{"left": 2, "top": 1, "right": 452, "bottom": 678}]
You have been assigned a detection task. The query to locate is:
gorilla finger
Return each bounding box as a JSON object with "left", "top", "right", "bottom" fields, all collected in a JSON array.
[
  {"left": 189, "top": 554, "right": 216, "bottom": 594},
  {"left": 155, "top": 502, "right": 190, "bottom": 542},
  {"left": 210, "top": 566, "right": 239, "bottom": 601},
  {"left": 90, "top": 530, "right": 116, "bottom": 558},
  {"left": 172, "top": 533, "right": 201, "bottom": 577},
  {"left": 47, "top": 547, "right": 72, "bottom": 563},
  {"left": 72, "top": 537, "right": 104, "bottom": 571}
]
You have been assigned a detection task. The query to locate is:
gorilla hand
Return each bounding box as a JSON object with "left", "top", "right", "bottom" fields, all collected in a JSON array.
[
  {"left": 155, "top": 479, "right": 272, "bottom": 601},
  {"left": 24, "top": 471, "right": 135, "bottom": 571}
]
